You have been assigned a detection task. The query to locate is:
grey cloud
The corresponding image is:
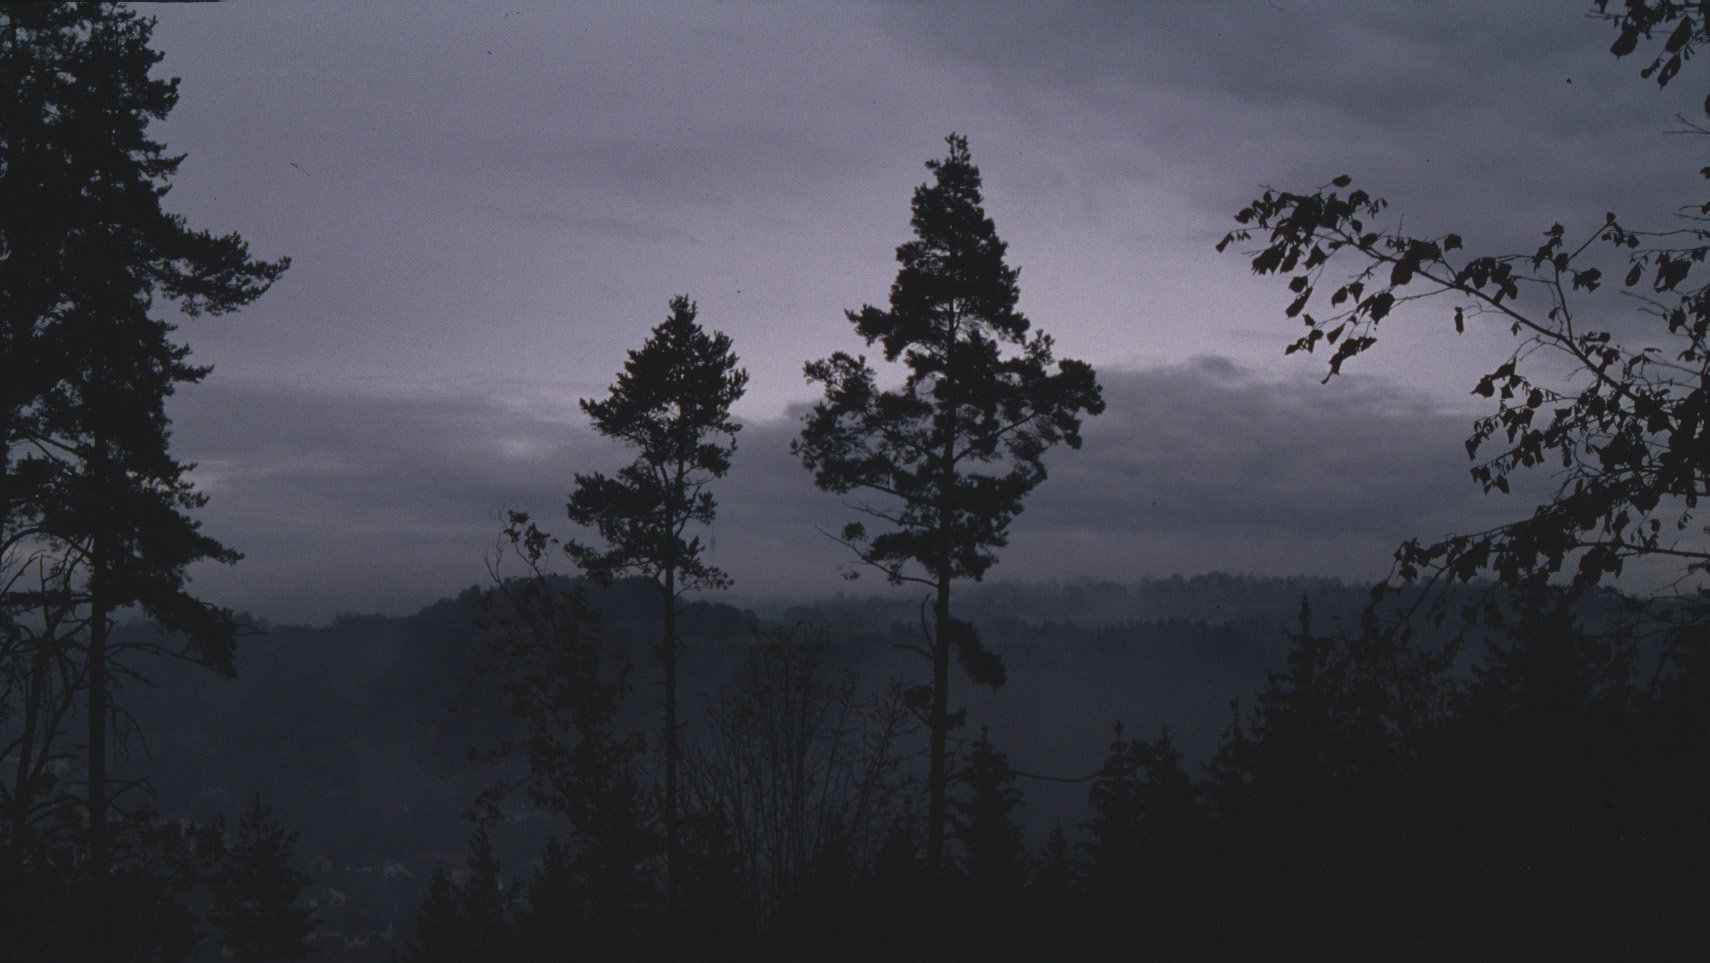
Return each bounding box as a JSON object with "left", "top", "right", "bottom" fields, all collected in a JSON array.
[
  {"left": 140, "top": 0, "right": 1697, "bottom": 435},
  {"left": 125, "top": 0, "right": 1651, "bottom": 625},
  {"left": 168, "top": 358, "right": 1537, "bottom": 624},
  {"left": 1022, "top": 361, "right": 1511, "bottom": 538},
  {"left": 954, "top": 360, "right": 1546, "bottom": 587},
  {"left": 876, "top": 0, "right": 1699, "bottom": 244},
  {"left": 167, "top": 382, "right": 612, "bottom": 622}
]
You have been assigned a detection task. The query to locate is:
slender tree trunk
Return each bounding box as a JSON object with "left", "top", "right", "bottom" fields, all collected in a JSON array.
[
  {"left": 927, "top": 575, "right": 952, "bottom": 878},
  {"left": 1, "top": 433, "right": 18, "bottom": 860},
  {"left": 662, "top": 567, "right": 680, "bottom": 910},
  {"left": 87, "top": 539, "right": 109, "bottom": 878},
  {"left": 11, "top": 637, "right": 47, "bottom": 861},
  {"left": 927, "top": 339, "right": 959, "bottom": 878}
]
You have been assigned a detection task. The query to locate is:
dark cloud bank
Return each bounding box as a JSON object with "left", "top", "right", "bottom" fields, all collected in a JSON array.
[{"left": 169, "top": 358, "right": 1539, "bottom": 625}]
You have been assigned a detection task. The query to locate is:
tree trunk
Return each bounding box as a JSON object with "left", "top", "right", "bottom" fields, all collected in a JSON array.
[
  {"left": 927, "top": 573, "right": 951, "bottom": 877},
  {"left": 11, "top": 636, "right": 47, "bottom": 861},
  {"left": 928, "top": 343, "right": 959, "bottom": 878},
  {"left": 87, "top": 540, "right": 109, "bottom": 878},
  {"left": 1, "top": 431, "right": 19, "bottom": 861},
  {"left": 662, "top": 567, "right": 680, "bottom": 910}
]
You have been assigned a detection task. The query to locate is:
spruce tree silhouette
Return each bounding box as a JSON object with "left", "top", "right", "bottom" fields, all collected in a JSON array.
[
  {"left": 0, "top": 0, "right": 286, "bottom": 912},
  {"left": 402, "top": 829, "right": 516, "bottom": 963},
  {"left": 796, "top": 134, "right": 1103, "bottom": 875},
  {"left": 1080, "top": 722, "right": 1146, "bottom": 897},
  {"left": 1080, "top": 723, "right": 1202, "bottom": 947},
  {"left": 947, "top": 728, "right": 1026, "bottom": 959},
  {"left": 208, "top": 795, "right": 319, "bottom": 962},
  {"left": 950, "top": 727, "right": 1025, "bottom": 894},
  {"left": 1207, "top": 596, "right": 1453, "bottom": 949},
  {"left": 565, "top": 295, "right": 747, "bottom": 910}
]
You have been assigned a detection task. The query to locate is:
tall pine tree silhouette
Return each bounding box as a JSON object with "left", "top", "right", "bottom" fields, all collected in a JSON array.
[
  {"left": 566, "top": 295, "right": 747, "bottom": 908},
  {"left": 796, "top": 134, "right": 1102, "bottom": 874},
  {"left": 0, "top": 4, "right": 287, "bottom": 884}
]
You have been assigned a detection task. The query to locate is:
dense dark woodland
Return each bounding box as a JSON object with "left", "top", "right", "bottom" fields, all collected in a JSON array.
[
  {"left": 4, "top": 3, "right": 1709, "bottom": 961},
  {"left": 110, "top": 574, "right": 1352, "bottom": 959}
]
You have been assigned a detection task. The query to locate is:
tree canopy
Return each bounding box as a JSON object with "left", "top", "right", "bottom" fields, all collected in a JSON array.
[
  {"left": 566, "top": 296, "right": 747, "bottom": 597},
  {"left": 1218, "top": 4, "right": 1708, "bottom": 627},
  {"left": 209, "top": 795, "right": 318, "bottom": 963},
  {"left": 796, "top": 135, "right": 1103, "bottom": 591}
]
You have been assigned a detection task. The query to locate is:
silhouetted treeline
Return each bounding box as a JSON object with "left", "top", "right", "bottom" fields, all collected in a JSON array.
[
  {"left": 67, "top": 574, "right": 1316, "bottom": 958},
  {"left": 397, "top": 587, "right": 1707, "bottom": 962},
  {"left": 54, "top": 576, "right": 1708, "bottom": 960},
  {"left": 770, "top": 572, "right": 1370, "bottom": 631},
  {"left": 121, "top": 577, "right": 1325, "bottom": 839}
]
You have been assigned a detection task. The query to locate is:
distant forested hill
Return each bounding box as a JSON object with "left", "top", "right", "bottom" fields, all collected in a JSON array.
[
  {"left": 747, "top": 572, "right": 1370, "bottom": 631},
  {"left": 115, "top": 573, "right": 1359, "bottom": 957},
  {"left": 124, "top": 572, "right": 1364, "bottom": 845}
]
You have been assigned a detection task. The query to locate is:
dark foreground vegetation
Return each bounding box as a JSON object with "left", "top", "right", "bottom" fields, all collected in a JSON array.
[
  {"left": 77, "top": 574, "right": 1708, "bottom": 961},
  {"left": 9, "top": 570, "right": 1710, "bottom": 960},
  {"left": 385, "top": 581, "right": 1710, "bottom": 962},
  {"left": 5, "top": 1, "right": 1708, "bottom": 960}
]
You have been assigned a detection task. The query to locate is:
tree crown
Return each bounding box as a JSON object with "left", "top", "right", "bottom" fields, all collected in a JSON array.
[
  {"left": 567, "top": 296, "right": 747, "bottom": 594},
  {"left": 2, "top": 4, "right": 288, "bottom": 670},
  {"left": 796, "top": 134, "right": 1104, "bottom": 586}
]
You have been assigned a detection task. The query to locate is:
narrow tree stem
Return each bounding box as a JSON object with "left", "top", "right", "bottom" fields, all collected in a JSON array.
[
  {"left": 662, "top": 567, "right": 680, "bottom": 910},
  {"left": 87, "top": 536, "right": 109, "bottom": 879},
  {"left": 927, "top": 574, "right": 950, "bottom": 877}
]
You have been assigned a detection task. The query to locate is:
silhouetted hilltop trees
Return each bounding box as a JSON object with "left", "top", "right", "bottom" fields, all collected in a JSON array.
[
  {"left": 81, "top": 571, "right": 1704, "bottom": 959},
  {"left": 9, "top": 0, "right": 1702, "bottom": 957},
  {"left": 88, "top": 573, "right": 1347, "bottom": 958},
  {"left": 764, "top": 572, "right": 1370, "bottom": 633}
]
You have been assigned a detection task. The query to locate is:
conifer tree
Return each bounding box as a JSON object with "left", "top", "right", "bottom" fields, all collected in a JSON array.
[
  {"left": 1027, "top": 823, "right": 1079, "bottom": 922},
  {"left": 406, "top": 869, "right": 469, "bottom": 963},
  {"left": 950, "top": 727, "right": 1025, "bottom": 894},
  {"left": 403, "top": 830, "right": 516, "bottom": 963},
  {"left": 797, "top": 134, "right": 1103, "bottom": 874},
  {"left": 565, "top": 295, "right": 747, "bottom": 907},
  {"left": 209, "top": 795, "right": 318, "bottom": 962},
  {"left": 1082, "top": 723, "right": 1202, "bottom": 942},
  {"left": 0, "top": 2, "right": 286, "bottom": 881},
  {"left": 1081, "top": 723, "right": 1145, "bottom": 894}
]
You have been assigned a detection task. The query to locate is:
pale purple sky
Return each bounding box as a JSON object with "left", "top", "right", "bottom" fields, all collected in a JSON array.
[{"left": 132, "top": 1, "right": 1701, "bottom": 623}]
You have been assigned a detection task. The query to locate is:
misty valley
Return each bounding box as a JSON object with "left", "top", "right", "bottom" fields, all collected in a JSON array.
[
  {"left": 115, "top": 575, "right": 1340, "bottom": 959},
  {"left": 89, "top": 571, "right": 1710, "bottom": 961}
]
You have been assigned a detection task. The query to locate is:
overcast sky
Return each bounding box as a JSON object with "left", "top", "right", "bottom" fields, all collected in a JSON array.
[{"left": 133, "top": 1, "right": 1701, "bottom": 624}]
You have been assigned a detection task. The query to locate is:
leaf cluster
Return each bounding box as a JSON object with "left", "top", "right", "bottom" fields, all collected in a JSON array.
[
  {"left": 1219, "top": 27, "right": 1710, "bottom": 618},
  {"left": 1595, "top": 0, "right": 1706, "bottom": 103}
]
